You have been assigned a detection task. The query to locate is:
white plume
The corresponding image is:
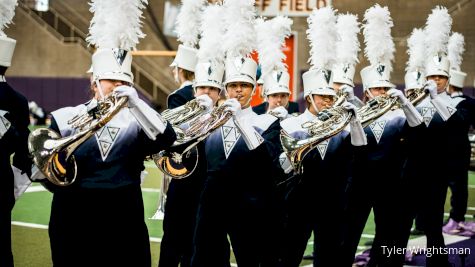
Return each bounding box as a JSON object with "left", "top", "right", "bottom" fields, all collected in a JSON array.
[
  {"left": 197, "top": 4, "right": 226, "bottom": 65},
  {"left": 362, "top": 4, "right": 395, "bottom": 72},
  {"left": 87, "top": 0, "right": 148, "bottom": 50},
  {"left": 406, "top": 28, "right": 426, "bottom": 72},
  {"left": 0, "top": 0, "right": 17, "bottom": 36},
  {"left": 307, "top": 6, "right": 338, "bottom": 70},
  {"left": 448, "top": 32, "right": 465, "bottom": 71},
  {"left": 175, "top": 0, "right": 205, "bottom": 48},
  {"left": 335, "top": 13, "right": 360, "bottom": 66},
  {"left": 424, "top": 6, "right": 452, "bottom": 57},
  {"left": 222, "top": 0, "right": 257, "bottom": 58},
  {"left": 256, "top": 16, "right": 293, "bottom": 78}
]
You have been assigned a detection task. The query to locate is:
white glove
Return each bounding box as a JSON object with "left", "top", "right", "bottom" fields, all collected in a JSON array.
[
  {"left": 387, "top": 89, "right": 423, "bottom": 127},
  {"left": 424, "top": 80, "right": 438, "bottom": 99},
  {"left": 222, "top": 98, "right": 264, "bottom": 150},
  {"left": 222, "top": 98, "right": 242, "bottom": 117},
  {"left": 270, "top": 106, "right": 288, "bottom": 120},
  {"left": 341, "top": 85, "right": 355, "bottom": 100},
  {"left": 116, "top": 85, "right": 167, "bottom": 139},
  {"left": 13, "top": 165, "right": 32, "bottom": 200},
  {"left": 387, "top": 88, "right": 409, "bottom": 105},
  {"left": 279, "top": 152, "right": 294, "bottom": 174},
  {"left": 342, "top": 102, "right": 367, "bottom": 146},
  {"left": 195, "top": 94, "right": 213, "bottom": 112},
  {"left": 341, "top": 102, "right": 358, "bottom": 122},
  {"left": 114, "top": 85, "right": 140, "bottom": 108}
]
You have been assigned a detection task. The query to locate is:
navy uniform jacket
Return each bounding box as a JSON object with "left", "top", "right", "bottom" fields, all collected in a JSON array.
[
  {"left": 0, "top": 80, "right": 31, "bottom": 183},
  {"left": 50, "top": 101, "right": 176, "bottom": 189},
  {"left": 408, "top": 93, "right": 467, "bottom": 178},
  {"left": 205, "top": 108, "right": 283, "bottom": 187},
  {"left": 447, "top": 93, "right": 474, "bottom": 169},
  {"left": 167, "top": 82, "right": 194, "bottom": 109},
  {"left": 280, "top": 109, "right": 356, "bottom": 193},
  {"left": 253, "top": 101, "right": 300, "bottom": 115},
  {"left": 360, "top": 108, "right": 420, "bottom": 181}
]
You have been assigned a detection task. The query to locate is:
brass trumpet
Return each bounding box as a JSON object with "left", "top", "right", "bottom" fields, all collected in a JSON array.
[{"left": 28, "top": 94, "right": 127, "bottom": 186}]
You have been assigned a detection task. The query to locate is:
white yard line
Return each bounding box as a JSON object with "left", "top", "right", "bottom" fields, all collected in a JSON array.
[
  {"left": 11, "top": 221, "right": 48, "bottom": 229},
  {"left": 443, "top": 212, "right": 473, "bottom": 219},
  {"left": 24, "top": 186, "right": 160, "bottom": 193}
]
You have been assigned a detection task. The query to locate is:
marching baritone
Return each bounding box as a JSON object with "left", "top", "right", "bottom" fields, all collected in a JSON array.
[
  {"left": 159, "top": 2, "right": 226, "bottom": 266},
  {"left": 191, "top": 2, "right": 284, "bottom": 265},
  {"left": 0, "top": 1, "right": 32, "bottom": 266},
  {"left": 279, "top": 7, "right": 367, "bottom": 267},
  {"left": 39, "top": 1, "right": 177, "bottom": 266},
  {"left": 441, "top": 32, "right": 475, "bottom": 233},
  {"left": 341, "top": 6, "right": 425, "bottom": 266},
  {"left": 397, "top": 7, "right": 470, "bottom": 267}
]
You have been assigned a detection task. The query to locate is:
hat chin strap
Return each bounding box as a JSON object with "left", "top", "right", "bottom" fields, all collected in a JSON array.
[
  {"left": 309, "top": 95, "right": 320, "bottom": 114},
  {"left": 173, "top": 66, "right": 180, "bottom": 84},
  {"left": 365, "top": 88, "right": 375, "bottom": 100},
  {"left": 94, "top": 79, "right": 105, "bottom": 100},
  {"left": 443, "top": 79, "right": 450, "bottom": 94}
]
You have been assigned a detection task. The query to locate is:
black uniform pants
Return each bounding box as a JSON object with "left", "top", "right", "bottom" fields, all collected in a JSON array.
[
  {"left": 49, "top": 184, "right": 151, "bottom": 267},
  {"left": 0, "top": 165, "right": 14, "bottom": 267},
  {"left": 448, "top": 166, "right": 469, "bottom": 222},
  {"left": 191, "top": 176, "right": 281, "bottom": 267},
  {"left": 159, "top": 175, "right": 204, "bottom": 267},
  {"left": 395, "top": 172, "right": 450, "bottom": 267},
  {"left": 341, "top": 172, "right": 402, "bottom": 267},
  {"left": 281, "top": 177, "right": 346, "bottom": 267}
]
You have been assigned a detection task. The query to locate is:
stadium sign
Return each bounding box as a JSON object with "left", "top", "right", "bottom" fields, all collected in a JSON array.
[{"left": 256, "top": 0, "right": 332, "bottom": 17}]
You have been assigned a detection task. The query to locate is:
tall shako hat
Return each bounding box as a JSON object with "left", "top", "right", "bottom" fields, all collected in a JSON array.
[
  {"left": 424, "top": 6, "right": 452, "bottom": 78},
  {"left": 333, "top": 13, "right": 360, "bottom": 87},
  {"left": 448, "top": 32, "right": 466, "bottom": 88},
  {"left": 405, "top": 28, "right": 427, "bottom": 91},
  {"left": 170, "top": 0, "right": 204, "bottom": 72},
  {"left": 360, "top": 4, "right": 396, "bottom": 90},
  {"left": 255, "top": 16, "right": 293, "bottom": 97},
  {"left": 222, "top": 0, "right": 258, "bottom": 87},
  {"left": 303, "top": 6, "right": 338, "bottom": 98},
  {"left": 0, "top": 0, "right": 18, "bottom": 67},
  {"left": 194, "top": 3, "right": 226, "bottom": 90},
  {"left": 87, "top": 0, "right": 148, "bottom": 85}
]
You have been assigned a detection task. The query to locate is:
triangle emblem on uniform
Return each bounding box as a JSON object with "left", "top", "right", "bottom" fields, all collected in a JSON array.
[
  {"left": 0, "top": 112, "right": 11, "bottom": 139},
  {"left": 317, "top": 139, "right": 329, "bottom": 160},
  {"left": 420, "top": 106, "right": 436, "bottom": 127},
  {"left": 95, "top": 125, "right": 122, "bottom": 161},
  {"left": 369, "top": 119, "right": 387, "bottom": 144},
  {"left": 221, "top": 119, "right": 241, "bottom": 159},
  {"left": 447, "top": 106, "right": 456, "bottom": 115}
]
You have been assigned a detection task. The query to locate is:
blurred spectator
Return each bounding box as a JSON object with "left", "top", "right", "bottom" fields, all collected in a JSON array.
[{"left": 28, "top": 101, "right": 46, "bottom": 125}]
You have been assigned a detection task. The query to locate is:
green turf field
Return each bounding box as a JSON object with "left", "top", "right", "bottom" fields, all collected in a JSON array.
[{"left": 11, "top": 163, "right": 475, "bottom": 266}]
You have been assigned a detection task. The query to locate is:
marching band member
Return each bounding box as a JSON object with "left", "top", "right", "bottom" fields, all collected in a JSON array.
[
  {"left": 167, "top": 0, "right": 200, "bottom": 110},
  {"left": 159, "top": 2, "right": 226, "bottom": 267},
  {"left": 45, "top": 1, "right": 176, "bottom": 266},
  {"left": 190, "top": 1, "right": 284, "bottom": 266},
  {"left": 253, "top": 16, "right": 297, "bottom": 120},
  {"left": 398, "top": 7, "right": 470, "bottom": 267},
  {"left": 332, "top": 12, "right": 364, "bottom": 108},
  {"left": 0, "top": 1, "right": 32, "bottom": 266},
  {"left": 403, "top": 28, "right": 428, "bottom": 237},
  {"left": 442, "top": 32, "right": 475, "bottom": 234},
  {"left": 279, "top": 7, "right": 367, "bottom": 267},
  {"left": 341, "top": 5, "right": 424, "bottom": 266}
]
